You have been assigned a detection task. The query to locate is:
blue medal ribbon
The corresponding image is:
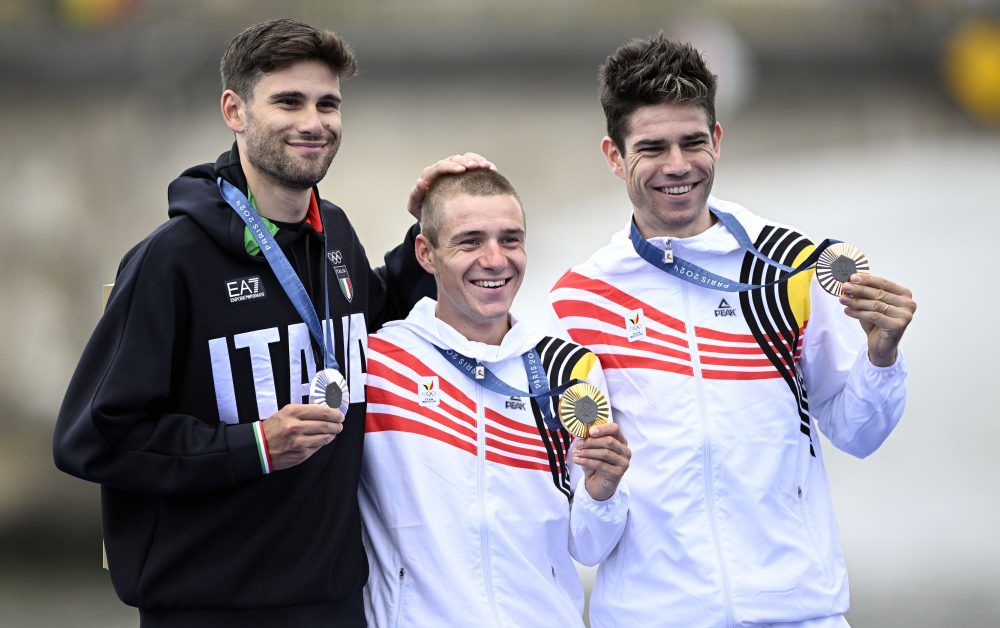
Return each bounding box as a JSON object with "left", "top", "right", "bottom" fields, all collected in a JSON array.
[
  {"left": 218, "top": 178, "right": 339, "bottom": 371},
  {"left": 629, "top": 205, "right": 840, "bottom": 292},
  {"left": 436, "top": 346, "right": 580, "bottom": 430}
]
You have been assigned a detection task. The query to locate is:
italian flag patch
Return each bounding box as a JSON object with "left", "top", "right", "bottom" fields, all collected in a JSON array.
[{"left": 334, "top": 265, "right": 353, "bottom": 303}]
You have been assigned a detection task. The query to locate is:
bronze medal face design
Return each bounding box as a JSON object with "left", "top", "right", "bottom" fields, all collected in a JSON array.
[
  {"left": 558, "top": 383, "right": 610, "bottom": 438},
  {"left": 816, "top": 242, "right": 870, "bottom": 296},
  {"left": 310, "top": 368, "right": 350, "bottom": 415}
]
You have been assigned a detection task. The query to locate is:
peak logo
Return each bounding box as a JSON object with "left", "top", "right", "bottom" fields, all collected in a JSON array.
[
  {"left": 418, "top": 377, "right": 440, "bottom": 407},
  {"left": 505, "top": 396, "right": 526, "bottom": 411},
  {"left": 714, "top": 298, "right": 737, "bottom": 318},
  {"left": 226, "top": 276, "right": 266, "bottom": 304}
]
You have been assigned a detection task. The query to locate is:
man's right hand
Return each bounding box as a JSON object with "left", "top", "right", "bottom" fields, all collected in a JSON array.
[{"left": 261, "top": 404, "right": 345, "bottom": 471}]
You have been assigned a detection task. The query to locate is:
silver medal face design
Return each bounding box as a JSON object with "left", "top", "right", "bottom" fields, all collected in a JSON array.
[
  {"left": 309, "top": 368, "right": 350, "bottom": 415},
  {"left": 815, "top": 242, "right": 870, "bottom": 296},
  {"left": 558, "top": 383, "right": 610, "bottom": 438}
]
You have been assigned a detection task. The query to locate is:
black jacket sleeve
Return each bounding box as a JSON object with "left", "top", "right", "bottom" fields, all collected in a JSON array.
[
  {"left": 367, "top": 222, "right": 436, "bottom": 331},
  {"left": 52, "top": 236, "right": 263, "bottom": 496}
]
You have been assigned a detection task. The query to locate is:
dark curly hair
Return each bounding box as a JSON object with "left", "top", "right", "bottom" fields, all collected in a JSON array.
[{"left": 600, "top": 33, "right": 718, "bottom": 152}]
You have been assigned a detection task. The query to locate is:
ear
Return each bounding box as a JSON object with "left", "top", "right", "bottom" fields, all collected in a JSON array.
[
  {"left": 414, "top": 234, "right": 438, "bottom": 275},
  {"left": 601, "top": 136, "right": 626, "bottom": 181},
  {"left": 221, "top": 89, "right": 247, "bottom": 134},
  {"left": 711, "top": 122, "right": 723, "bottom": 159}
]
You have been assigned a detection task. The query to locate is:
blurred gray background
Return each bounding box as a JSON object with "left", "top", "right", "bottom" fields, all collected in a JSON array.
[{"left": 2, "top": 0, "right": 999, "bottom": 626}]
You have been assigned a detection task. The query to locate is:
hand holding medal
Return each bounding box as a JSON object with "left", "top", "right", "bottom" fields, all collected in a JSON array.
[{"left": 562, "top": 388, "right": 631, "bottom": 502}]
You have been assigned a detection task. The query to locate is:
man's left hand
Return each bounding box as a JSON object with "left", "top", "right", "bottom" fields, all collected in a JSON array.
[
  {"left": 573, "top": 422, "right": 631, "bottom": 501},
  {"left": 840, "top": 273, "right": 917, "bottom": 367}
]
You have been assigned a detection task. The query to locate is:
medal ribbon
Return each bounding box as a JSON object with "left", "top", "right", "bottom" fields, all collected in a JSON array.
[
  {"left": 435, "top": 346, "right": 580, "bottom": 430},
  {"left": 629, "top": 205, "right": 840, "bottom": 293},
  {"left": 218, "top": 178, "right": 338, "bottom": 371}
]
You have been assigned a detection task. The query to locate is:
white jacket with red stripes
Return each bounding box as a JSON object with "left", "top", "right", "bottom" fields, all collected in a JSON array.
[
  {"left": 549, "top": 197, "right": 907, "bottom": 628},
  {"left": 360, "top": 297, "right": 628, "bottom": 628}
]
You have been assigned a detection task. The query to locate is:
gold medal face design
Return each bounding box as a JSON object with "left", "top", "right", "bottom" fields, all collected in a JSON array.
[
  {"left": 815, "top": 242, "right": 870, "bottom": 296},
  {"left": 310, "top": 368, "right": 350, "bottom": 415},
  {"left": 558, "top": 383, "right": 610, "bottom": 438}
]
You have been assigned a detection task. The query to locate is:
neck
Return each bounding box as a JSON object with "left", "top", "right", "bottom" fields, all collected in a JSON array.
[
  {"left": 636, "top": 207, "right": 716, "bottom": 239},
  {"left": 242, "top": 159, "right": 311, "bottom": 223},
  {"left": 439, "top": 312, "right": 511, "bottom": 347}
]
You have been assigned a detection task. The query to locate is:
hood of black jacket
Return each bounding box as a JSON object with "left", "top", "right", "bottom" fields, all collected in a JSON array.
[{"left": 166, "top": 143, "right": 321, "bottom": 258}]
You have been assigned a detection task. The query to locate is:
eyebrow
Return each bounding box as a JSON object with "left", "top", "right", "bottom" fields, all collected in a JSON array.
[
  {"left": 632, "top": 131, "right": 710, "bottom": 149},
  {"left": 448, "top": 227, "right": 525, "bottom": 242},
  {"left": 267, "top": 90, "right": 342, "bottom": 105}
]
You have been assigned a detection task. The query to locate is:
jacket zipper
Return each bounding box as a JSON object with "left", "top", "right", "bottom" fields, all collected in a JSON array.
[
  {"left": 684, "top": 282, "right": 735, "bottom": 627},
  {"left": 393, "top": 567, "right": 406, "bottom": 628},
  {"left": 476, "top": 383, "right": 502, "bottom": 626}
]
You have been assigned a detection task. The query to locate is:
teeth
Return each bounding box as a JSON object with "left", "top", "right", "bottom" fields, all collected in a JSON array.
[
  {"left": 665, "top": 185, "right": 692, "bottom": 194},
  {"left": 474, "top": 279, "right": 507, "bottom": 288}
]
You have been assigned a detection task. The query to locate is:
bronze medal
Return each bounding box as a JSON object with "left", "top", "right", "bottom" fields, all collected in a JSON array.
[
  {"left": 558, "top": 383, "right": 610, "bottom": 438},
  {"left": 815, "top": 242, "right": 870, "bottom": 296}
]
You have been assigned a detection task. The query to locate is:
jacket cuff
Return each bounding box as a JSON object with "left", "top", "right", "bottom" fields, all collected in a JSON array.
[
  {"left": 227, "top": 422, "right": 267, "bottom": 483},
  {"left": 573, "top": 480, "right": 629, "bottom": 522},
  {"left": 857, "top": 349, "right": 908, "bottom": 400}
]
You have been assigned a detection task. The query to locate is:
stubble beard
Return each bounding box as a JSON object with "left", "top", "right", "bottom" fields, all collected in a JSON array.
[{"left": 243, "top": 118, "right": 339, "bottom": 191}]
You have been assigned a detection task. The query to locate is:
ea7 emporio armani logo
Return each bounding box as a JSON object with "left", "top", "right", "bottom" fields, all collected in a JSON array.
[
  {"left": 225, "top": 276, "right": 266, "bottom": 304},
  {"left": 715, "top": 298, "right": 737, "bottom": 317},
  {"left": 327, "top": 250, "right": 343, "bottom": 265}
]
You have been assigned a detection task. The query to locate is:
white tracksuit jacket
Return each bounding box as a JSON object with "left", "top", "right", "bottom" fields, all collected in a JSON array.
[
  {"left": 360, "top": 298, "right": 628, "bottom": 627},
  {"left": 549, "top": 198, "right": 907, "bottom": 628}
]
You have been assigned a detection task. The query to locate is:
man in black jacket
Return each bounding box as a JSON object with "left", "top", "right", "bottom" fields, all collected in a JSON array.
[{"left": 53, "top": 19, "right": 487, "bottom": 628}]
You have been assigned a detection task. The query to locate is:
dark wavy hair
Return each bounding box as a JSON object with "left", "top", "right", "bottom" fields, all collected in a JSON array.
[
  {"left": 221, "top": 18, "right": 358, "bottom": 98},
  {"left": 600, "top": 33, "right": 718, "bottom": 151}
]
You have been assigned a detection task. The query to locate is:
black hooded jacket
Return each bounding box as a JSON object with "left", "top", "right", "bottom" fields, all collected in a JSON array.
[{"left": 53, "top": 145, "right": 434, "bottom": 627}]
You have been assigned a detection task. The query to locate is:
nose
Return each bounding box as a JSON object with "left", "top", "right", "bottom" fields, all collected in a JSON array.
[
  {"left": 297, "top": 107, "right": 324, "bottom": 136},
  {"left": 661, "top": 145, "right": 691, "bottom": 176},
  {"left": 479, "top": 240, "right": 506, "bottom": 269}
]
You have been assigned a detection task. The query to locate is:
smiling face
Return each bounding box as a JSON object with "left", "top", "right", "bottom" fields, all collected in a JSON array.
[
  {"left": 602, "top": 103, "right": 723, "bottom": 239},
  {"left": 225, "top": 59, "right": 343, "bottom": 190},
  {"left": 415, "top": 193, "right": 526, "bottom": 345}
]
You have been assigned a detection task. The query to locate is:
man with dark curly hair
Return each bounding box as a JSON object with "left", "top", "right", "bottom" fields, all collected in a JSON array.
[{"left": 549, "top": 34, "right": 917, "bottom": 627}]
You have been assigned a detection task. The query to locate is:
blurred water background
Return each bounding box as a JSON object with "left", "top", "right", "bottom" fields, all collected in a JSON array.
[{"left": 2, "top": 1, "right": 999, "bottom": 626}]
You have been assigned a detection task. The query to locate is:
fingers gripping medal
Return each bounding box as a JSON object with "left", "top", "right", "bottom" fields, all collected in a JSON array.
[
  {"left": 815, "top": 243, "right": 870, "bottom": 296},
  {"left": 558, "top": 383, "right": 610, "bottom": 438},
  {"left": 309, "top": 368, "right": 350, "bottom": 416}
]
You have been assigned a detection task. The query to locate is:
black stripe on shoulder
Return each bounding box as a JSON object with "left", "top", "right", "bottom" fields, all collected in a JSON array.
[
  {"left": 528, "top": 336, "right": 592, "bottom": 500},
  {"left": 739, "top": 225, "right": 816, "bottom": 455}
]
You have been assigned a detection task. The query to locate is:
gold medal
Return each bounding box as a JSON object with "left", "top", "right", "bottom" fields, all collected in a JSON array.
[
  {"left": 815, "top": 242, "right": 870, "bottom": 296},
  {"left": 558, "top": 383, "right": 610, "bottom": 438},
  {"left": 309, "top": 368, "right": 350, "bottom": 415}
]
